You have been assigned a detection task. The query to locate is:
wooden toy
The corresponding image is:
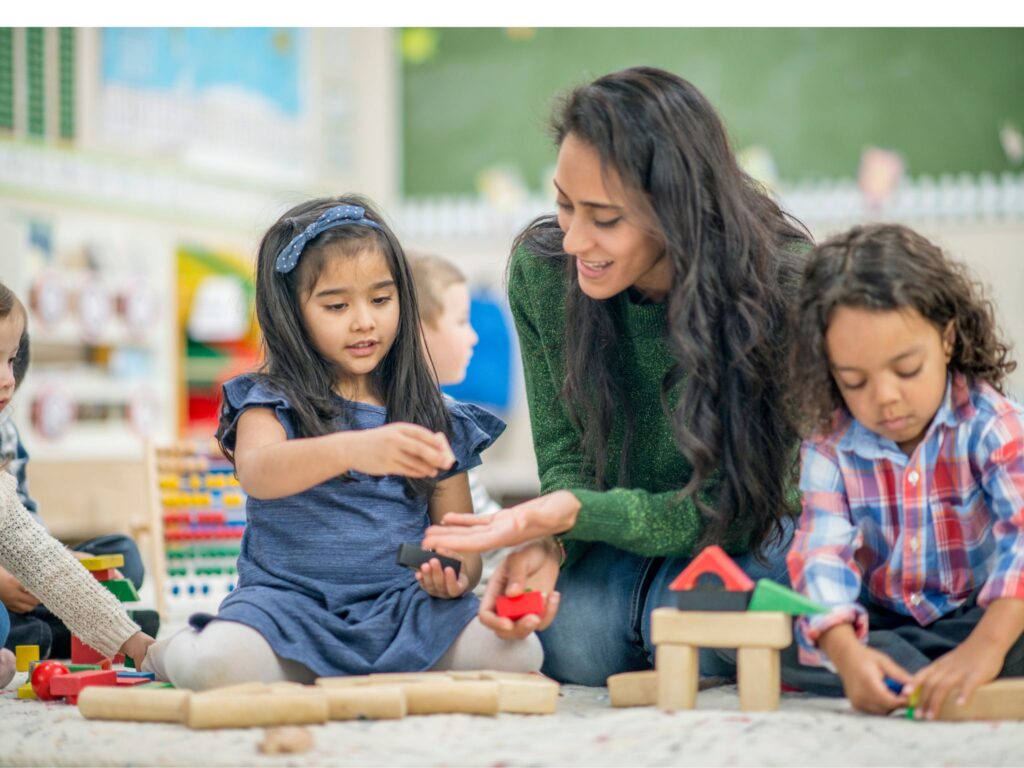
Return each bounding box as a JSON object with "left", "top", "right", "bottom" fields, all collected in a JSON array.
[
  {"left": 747, "top": 579, "right": 828, "bottom": 615},
  {"left": 403, "top": 680, "right": 499, "bottom": 716},
  {"left": 668, "top": 545, "right": 754, "bottom": 611},
  {"left": 15, "top": 644, "right": 39, "bottom": 672},
  {"left": 17, "top": 683, "right": 37, "bottom": 700},
  {"left": 50, "top": 669, "right": 118, "bottom": 698},
  {"left": 936, "top": 678, "right": 1024, "bottom": 721},
  {"left": 395, "top": 543, "right": 461, "bottom": 577},
  {"left": 496, "top": 590, "right": 545, "bottom": 620},
  {"left": 322, "top": 685, "right": 407, "bottom": 720},
  {"left": 30, "top": 660, "right": 70, "bottom": 701},
  {"left": 99, "top": 578, "right": 141, "bottom": 602},
  {"left": 88, "top": 568, "right": 119, "bottom": 581},
  {"left": 258, "top": 726, "right": 315, "bottom": 755},
  {"left": 608, "top": 670, "right": 659, "bottom": 708},
  {"left": 78, "top": 554, "right": 125, "bottom": 572},
  {"left": 186, "top": 691, "right": 329, "bottom": 729},
  {"left": 77, "top": 687, "right": 190, "bottom": 723}
]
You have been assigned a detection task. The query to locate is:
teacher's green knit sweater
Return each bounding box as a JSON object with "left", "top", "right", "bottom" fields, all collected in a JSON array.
[{"left": 508, "top": 245, "right": 795, "bottom": 568}]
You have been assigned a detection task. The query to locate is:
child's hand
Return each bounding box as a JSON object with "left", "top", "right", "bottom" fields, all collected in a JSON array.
[
  {"left": 0, "top": 566, "right": 39, "bottom": 613},
  {"left": 415, "top": 549, "right": 470, "bottom": 599},
  {"left": 833, "top": 643, "right": 911, "bottom": 714},
  {"left": 120, "top": 631, "right": 155, "bottom": 669},
  {"left": 905, "top": 637, "right": 1003, "bottom": 720},
  {"left": 349, "top": 423, "right": 455, "bottom": 478}
]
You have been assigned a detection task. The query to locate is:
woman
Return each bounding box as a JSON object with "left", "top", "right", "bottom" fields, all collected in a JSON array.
[{"left": 424, "top": 66, "right": 809, "bottom": 685}]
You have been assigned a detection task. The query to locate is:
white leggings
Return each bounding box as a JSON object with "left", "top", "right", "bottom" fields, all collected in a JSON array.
[{"left": 143, "top": 617, "right": 543, "bottom": 692}]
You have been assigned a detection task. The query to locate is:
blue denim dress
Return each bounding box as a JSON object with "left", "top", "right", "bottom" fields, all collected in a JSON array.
[{"left": 209, "top": 374, "right": 504, "bottom": 677}]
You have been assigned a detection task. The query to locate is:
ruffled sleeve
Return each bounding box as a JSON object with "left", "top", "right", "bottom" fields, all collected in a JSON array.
[
  {"left": 441, "top": 400, "right": 506, "bottom": 479},
  {"left": 219, "top": 374, "right": 298, "bottom": 453}
]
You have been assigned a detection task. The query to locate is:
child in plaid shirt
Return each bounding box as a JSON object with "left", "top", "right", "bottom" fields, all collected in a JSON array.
[{"left": 786, "top": 223, "right": 1024, "bottom": 717}]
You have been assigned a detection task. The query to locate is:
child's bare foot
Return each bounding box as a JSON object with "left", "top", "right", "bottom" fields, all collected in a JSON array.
[{"left": 0, "top": 648, "right": 16, "bottom": 689}]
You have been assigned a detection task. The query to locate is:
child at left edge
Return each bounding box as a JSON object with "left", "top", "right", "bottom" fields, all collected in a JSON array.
[
  {"left": 144, "top": 196, "right": 542, "bottom": 690},
  {"left": 784, "top": 223, "right": 1024, "bottom": 718}
]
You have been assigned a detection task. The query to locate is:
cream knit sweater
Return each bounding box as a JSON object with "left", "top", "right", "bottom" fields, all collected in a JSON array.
[{"left": 0, "top": 472, "right": 139, "bottom": 658}]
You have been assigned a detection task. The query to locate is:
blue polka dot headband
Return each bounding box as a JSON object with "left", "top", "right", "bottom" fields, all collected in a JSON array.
[{"left": 274, "top": 205, "right": 382, "bottom": 274}]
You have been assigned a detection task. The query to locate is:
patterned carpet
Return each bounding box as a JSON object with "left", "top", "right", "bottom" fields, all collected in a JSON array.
[{"left": 2, "top": 672, "right": 1023, "bottom": 767}]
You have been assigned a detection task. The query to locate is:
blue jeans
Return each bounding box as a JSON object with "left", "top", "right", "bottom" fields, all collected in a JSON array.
[
  {"left": 0, "top": 603, "right": 10, "bottom": 648},
  {"left": 539, "top": 519, "right": 794, "bottom": 686}
]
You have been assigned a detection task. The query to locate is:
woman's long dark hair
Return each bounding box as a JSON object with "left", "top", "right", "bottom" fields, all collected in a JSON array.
[
  {"left": 514, "top": 67, "right": 808, "bottom": 551},
  {"left": 217, "top": 195, "right": 451, "bottom": 499},
  {"left": 791, "top": 223, "right": 1016, "bottom": 437}
]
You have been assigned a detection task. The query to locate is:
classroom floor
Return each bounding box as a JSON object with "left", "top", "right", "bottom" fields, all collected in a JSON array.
[{"left": 2, "top": 672, "right": 1024, "bottom": 767}]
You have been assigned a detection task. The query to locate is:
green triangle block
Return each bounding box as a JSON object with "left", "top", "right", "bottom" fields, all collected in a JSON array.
[
  {"left": 748, "top": 579, "right": 828, "bottom": 615},
  {"left": 99, "top": 578, "right": 140, "bottom": 602}
]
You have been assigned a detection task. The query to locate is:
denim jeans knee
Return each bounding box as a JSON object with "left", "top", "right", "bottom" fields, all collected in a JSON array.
[{"left": 0, "top": 604, "right": 9, "bottom": 648}]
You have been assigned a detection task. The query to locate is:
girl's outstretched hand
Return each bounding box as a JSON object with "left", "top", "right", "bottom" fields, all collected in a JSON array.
[
  {"left": 422, "top": 490, "right": 581, "bottom": 553},
  {"left": 348, "top": 423, "right": 456, "bottom": 478},
  {"left": 478, "top": 540, "right": 561, "bottom": 640},
  {"left": 415, "top": 549, "right": 472, "bottom": 599}
]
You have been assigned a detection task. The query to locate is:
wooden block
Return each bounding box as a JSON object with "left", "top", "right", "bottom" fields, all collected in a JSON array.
[
  {"left": 50, "top": 669, "right": 119, "bottom": 697},
  {"left": 99, "top": 578, "right": 141, "bottom": 602},
  {"left": 608, "top": 670, "right": 658, "bottom": 708},
  {"left": 737, "top": 646, "right": 781, "bottom": 711},
  {"left": 186, "top": 692, "right": 329, "bottom": 729},
  {"left": 193, "top": 681, "right": 272, "bottom": 697},
  {"left": 656, "top": 644, "right": 699, "bottom": 711},
  {"left": 324, "top": 685, "right": 407, "bottom": 720},
  {"left": 402, "top": 680, "right": 500, "bottom": 716},
  {"left": 315, "top": 676, "right": 374, "bottom": 689},
  {"left": 71, "top": 636, "right": 106, "bottom": 665},
  {"left": 78, "top": 554, "right": 125, "bottom": 572},
  {"left": 494, "top": 677, "right": 559, "bottom": 714},
  {"left": 78, "top": 687, "right": 191, "bottom": 723},
  {"left": 15, "top": 645, "right": 39, "bottom": 672},
  {"left": 368, "top": 672, "right": 455, "bottom": 685},
  {"left": 936, "top": 678, "right": 1024, "bottom": 721},
  {"left": 116, "top": 676, "right": 153, "bottom": 687},
  {"left": 17, "top": 683, "right": 37, "bottom": 700},
  {"left": 88, "top": 568, "right": 118, "bottom": 581},
  {"left": 651, "top": 608, "right": 792, "bottom": 649}
]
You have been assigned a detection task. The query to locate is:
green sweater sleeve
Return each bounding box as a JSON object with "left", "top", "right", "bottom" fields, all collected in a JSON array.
[{"left": 508, "top": 248, "right": 717, "bottom": 562}]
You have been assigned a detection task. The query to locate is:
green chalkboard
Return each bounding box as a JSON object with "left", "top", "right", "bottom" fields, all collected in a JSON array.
[{"left": 401, "top": 28, "right": 1024, "bottom": 196}]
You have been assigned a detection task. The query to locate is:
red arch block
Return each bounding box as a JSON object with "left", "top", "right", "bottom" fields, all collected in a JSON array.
[{"left": 668, "top": 545, "right": 755, "bottom": 592}]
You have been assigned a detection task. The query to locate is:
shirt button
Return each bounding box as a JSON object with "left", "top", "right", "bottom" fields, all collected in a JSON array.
[
  {"left": 910, "top": 593, "right": 922, "bottom": 606},
  {"left": 910, "top": 537, "right": 919, "bottom": 552},
  {"left": 908, "top": 471, "right": 920, "bottom": 486}
]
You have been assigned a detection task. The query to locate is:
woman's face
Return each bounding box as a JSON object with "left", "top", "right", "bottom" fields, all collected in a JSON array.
[{"left": 554, "top": 133, "right": 670, "bottom": 301}]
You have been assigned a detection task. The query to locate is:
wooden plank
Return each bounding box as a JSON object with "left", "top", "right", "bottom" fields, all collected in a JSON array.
[
  {"left": 936, "top": 678, "right": 1024, "bottom": 721},
  {"left": 656, "top": 644, "right": 698, "bottom": 711},
  {"left": 608, "top": 670, "right": 658, "bottom": 708},
  {"left": 651, "top": 608, "right": 792, "bottom": 649},
  {"left": 737, "top": 647, "right": 781, "bottom": 711}
]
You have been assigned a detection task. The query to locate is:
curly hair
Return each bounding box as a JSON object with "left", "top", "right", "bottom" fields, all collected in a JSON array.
[
  {"left": 790, "top": 223, "right": 1016, "bottom": 437},
  {"left": 513, "top": 66, "right": 809, "bottom": 552}
]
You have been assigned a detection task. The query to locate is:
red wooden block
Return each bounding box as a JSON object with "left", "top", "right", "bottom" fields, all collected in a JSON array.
[
  {"left": 668, "top": 545, "right": 755, "bottom": 592},
  {"left": 50, "top": 669, "right": 118, "bottom": 697},
  {"left": 71, "top": 635, "right": 123, "bottom": 666},
  {"left": 88, "top": 568, "right": 118, "bottom": 581},
  {"left": 496, "top": 591, "right": 546, "bottom": 620},
  {"left": 30, "top": 661, "right": 69, "bottom": 701},
  {"left": 116, "top": 676, "right": 151, "bottom": 687}
]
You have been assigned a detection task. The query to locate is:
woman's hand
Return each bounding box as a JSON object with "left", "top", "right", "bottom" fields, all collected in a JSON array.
[
  {"left": 346, "top": 423, "right": 456, "bottom": 478},
  {"left": 0, "top": 566, "right": 39, "bottom": 613},
  {"left": 422, "top": 490, "right": 581, "bottom": 553},
  {"left": 415, "top": 549, "right": 472, "bottom": 599},
  {"left": 478, "top": 540, "right": 561, "bottom": 640}
]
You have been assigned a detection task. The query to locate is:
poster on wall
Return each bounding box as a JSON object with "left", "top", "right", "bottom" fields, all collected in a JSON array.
[{"left": 97, "top": 28, "right": 312, "bottom": 182}]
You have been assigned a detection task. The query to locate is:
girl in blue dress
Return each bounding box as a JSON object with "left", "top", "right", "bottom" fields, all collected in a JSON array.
[{"left": 146, "top": 196, "right": 542, "bottom": 690}]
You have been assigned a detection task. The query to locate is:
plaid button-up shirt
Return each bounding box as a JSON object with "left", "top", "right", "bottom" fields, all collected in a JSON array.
[
  {"left": 787, "top": 372, "right": 1024, "bottom": 668},
  {"left": 0, "top": 407, "right": 41, "bottom": 520}
]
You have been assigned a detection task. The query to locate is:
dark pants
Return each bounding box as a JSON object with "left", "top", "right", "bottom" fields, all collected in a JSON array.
[
  {"left": 781, "top": 589, "right": 1024, "bottom": 696},
  {"left": 2, "top": 534, "right": 144, "bottom": 658}
]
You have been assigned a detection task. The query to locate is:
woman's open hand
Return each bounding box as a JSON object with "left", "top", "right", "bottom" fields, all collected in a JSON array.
[{"left": 478, "top": 540, "right": 561, "bottom": 640}]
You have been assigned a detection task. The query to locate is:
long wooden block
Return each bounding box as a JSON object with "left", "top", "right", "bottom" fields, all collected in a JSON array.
[
  {"left": 193, "top": 682, "right": 273, "bottom": 697},
  {"left": 78, "top": 687, "right": 190, "bottom": 723},
  {"left": 656, "top": 644, "right": 699, "bottom": 710},
  {"left": 493, "top": 678, "right": 559, "bottom": 714},
  {"left": 186, "top": 692, "right": 329, "bottom": 729},
  {"left": 368, "top": 672, "right": 455, "bottom": 685},
  {"left": 937, "top": 679, "right": 1024, "bottom": 721},
  {"left": 324, "top": 685, "right": 407, "bottom": 720},
  {"left": 316, "top": 676, "right": 373, "bottom": 689},
  {"left": 737, "top": 646, "right": 781, "bottom": 711},
  {"left": 608, "top": 670, "right": 658, "bottom": 708},
  {"left": 651, "top": 608, "right": 792, "bottom": 649},
  {"left": 78, "top": 554, "right": 125, "bottom": 572},
  {"left": 402, "top": 681, "right": 500, "bottom": 716}
]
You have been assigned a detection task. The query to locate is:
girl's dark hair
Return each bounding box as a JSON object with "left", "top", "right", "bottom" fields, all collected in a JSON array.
[
  {"left": 513, "top": 66, "right": 808, "bottom": 552},
  {"left": 791, "top": 223, "right": 1016, "bottom": 436},
  {"left": 0, "top": 282, "right": 29, "bottom": 388},
  {"left": 216, "top": 195, "right": 451, "bottom": 499}
]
